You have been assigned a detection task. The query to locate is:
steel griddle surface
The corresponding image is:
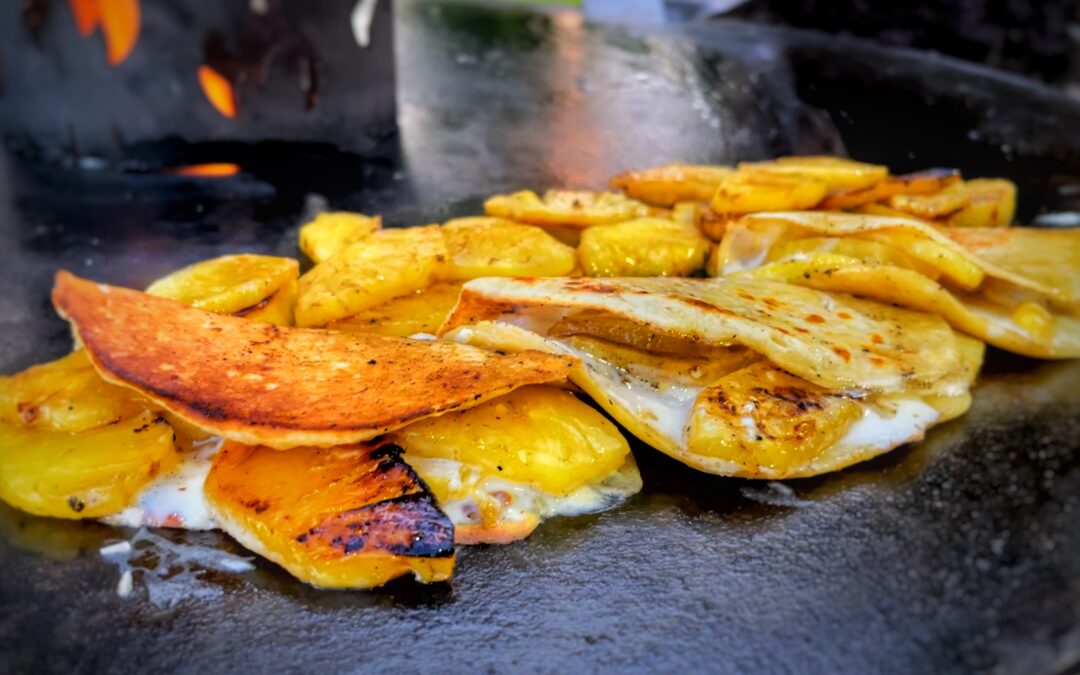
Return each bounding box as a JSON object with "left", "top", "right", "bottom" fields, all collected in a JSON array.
[{"left": 2, "top": 2, "right": 1080, "bottom": 673}]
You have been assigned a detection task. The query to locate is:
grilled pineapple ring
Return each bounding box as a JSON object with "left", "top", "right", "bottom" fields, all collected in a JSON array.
[
  {"left": 205, "top": 441, "right": 455, "bottom": 589},
  {"left": 146, "top": 254, "right": 299, "bottom": 319},
  {"left": 0, "top": 351, "right": 177, "bottom": 519}
]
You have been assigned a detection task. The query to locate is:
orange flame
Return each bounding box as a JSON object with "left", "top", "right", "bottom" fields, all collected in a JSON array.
[
  {"left": 168, "top": 163, "right": 241, "bottom": 178},
  {"left": 198, "top": 65, "right": 238, "bottom": 119},
  {"left": 69, "top": 0, "right": 100, "bottom": 36},
  {"left": 67, "top": 0, "right": 141, "bottom": 66}
]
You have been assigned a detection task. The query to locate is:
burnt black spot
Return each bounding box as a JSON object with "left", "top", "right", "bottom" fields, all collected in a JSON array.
[
  {"left": 68, "top": 497, "right": 85, "bottom": 513},
  {"left": 241, "top": 498, "right": 271, "bottom": 513},
  {"left": 369, "top": 443, "right": 404, "bottom": 461},
  {"left": 368, "top": 359, "right": 378, "bottom": 365}
]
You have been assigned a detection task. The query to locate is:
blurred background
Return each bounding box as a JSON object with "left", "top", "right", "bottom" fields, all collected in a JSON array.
[{"left": 580, "top": 0, "right": 1080, "bottom": 97}]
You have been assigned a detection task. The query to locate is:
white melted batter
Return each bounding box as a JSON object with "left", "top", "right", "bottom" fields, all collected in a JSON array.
[
  {"left": 407, "top": 455, "right": 642, "bottom": 529},
  {"left": 455, "top": 316, "right": 943, "bottom": 468},
  {"left": 102, "top": 437, "right": 222, "bottom": 531},
  {"left": 835, "top": 398, "right": 939, "bottom": 451}
]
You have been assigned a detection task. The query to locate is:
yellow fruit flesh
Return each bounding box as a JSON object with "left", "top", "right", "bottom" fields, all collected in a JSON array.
[
  {"left": 577, "top": 218, "right": 711, "bottom": 277},
  {"left": 561, "top": 334, "right": 761, "bottom": 385},
  {"left": 441, "top": 217, "right": 577, "bottom": 279},
  {"left": 0, "top": 412, "right": 177, "bottom": 519},
  {"left": 688, "top": 362, "right": 863, "bottom": 475},
  {"left": 391, "top": 385, "right": 631, "bottom": 496},
  {"left": 609, "top": 164, "right": 734, "bottom": 206},
  {"left": 710, "top": 173, "right": 828, "bottom": 217},
  {"left": 942, "top": 179, "right": 1017, "bottom": 227},
  {"left": 852, "top": 229, "right": 985, "bottom": 290},
  {"left": 738, "top": 156, "right": 889, "bottom": 190},
  {"left": 888, "top": 191, "right": 968, "bottom": 219},
  {"left": 484, "top": 189, "right": 650, "bottom": 228},
  {"left": 549, "top": 311, "right": 752, "bottom": 361},
  {"left": 204, "top": 442, "right": 454, "bottom": 589},
  {"left": 146, "top": 254, "right": 299, "bottom": 314},
  {"left": 295, "top": 225, "right": 449, "bottom": 327},
  {"left": 0, "top": 351, "right": 147, "bottom": 431},
  {"left": 298, "top": 212, "right": 381, "bottom": 263},
  {"left": 766, "top": 237, "right": 942, "bottom": 281},
  {"left": 0, "top": 351, "right": 179, "bottom": 519},
  {"left": 327, "top": 282, "right": 464, "bottom": 338},
  {"left": 235, "top": 280, "right": 297, "bottom": 326}
]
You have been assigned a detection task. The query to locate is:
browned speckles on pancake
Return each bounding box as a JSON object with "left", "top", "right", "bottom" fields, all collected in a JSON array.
[
  {"left": 52, "top": 271, "right": 574, "bottom": 449},
  {"left": 677, "top": 296, "right": 736, "bottom": 316},
  {"left": 204, "top": 442, "right": 454, "bottom": 588},
  {"left": 561, "top": 279, "right": 621, "bottom": 294},
  {"left": 446, "top": 275, "right": 969, "bottom": 393}
]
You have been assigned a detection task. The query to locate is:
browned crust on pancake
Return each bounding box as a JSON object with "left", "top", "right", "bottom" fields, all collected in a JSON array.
[{"left": 52, "top": 271, "right": 574, "bottom": 449}]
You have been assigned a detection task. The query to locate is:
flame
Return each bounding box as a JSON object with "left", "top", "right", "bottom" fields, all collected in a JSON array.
[
  {"left": 69, "top": 0, "right": 100, "bottom": 36},
  {"left": 168, "top": 163, "right": 241, "bottom": 178},
  {"left": 100, "top": 0, "right": 141, "bottom": 66},
  {"left": 67, "top": 0, "right": 141, "bottom": 66},
  {"left": 198, "top": 65, "right": 238, "bottom": 119}
]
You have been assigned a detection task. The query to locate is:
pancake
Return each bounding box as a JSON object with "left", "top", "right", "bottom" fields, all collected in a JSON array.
[
  {"left": 52, "top": 271, "right": 575, "bottom": 449},
  {"left": 439, "top": 276, "right": 981, "bottom": 479},
  {"left": 712, "top": 212, "right": 1080, "bottom": 358}
]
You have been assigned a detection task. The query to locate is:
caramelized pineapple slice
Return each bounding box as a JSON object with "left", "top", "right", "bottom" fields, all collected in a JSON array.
[
  {"left": 392, "top": 385, "right": 631, "bottom": 496},
  {"left": 710, "top": 172, "right": 828, "bottom": 218},
  {"left": 820, "top": 169, "right": 962, "bottom": 210},
  {"left": 577, "top": 218, "right": 711, "bottom": 278},
  {"left": 0, "top": 351, "right": 146, "bottom": 431},
  {"left": 0, "top": 351, "right": 179, "bottom": 519},
  {"left": 765, "top": 237, "right": 942, "bottom": 281},
  {"left": 942, "top": 179, "right": 1017, "bottom": 227},
  {"left": 671, "top": 201, "right": 702, "bottom": 226},
  {"left": 887, "top": 191, "right": 968, "bottom": 219},
  {"left": 688, "top": 362, "right": 863, "bottom": 477},
  {"left": 886, "top": 177, "right": 1016, "bottom": 226},
  {"left": 0, "top": 412, "right": 177, "bottom": 519},
  {"left": 551, "top": 312, "right": 759, "bottom": 364},
  {"left": 204, "top": 441, "right": 455, "bottom": 589},
  {"left": 327, "top": 282, "right": 463, "bottom": 338},
  {"left": 234, "top": 280, "right": 297, "bottom": 326},
  {"left": 854, "top": 202, "right": 929, "bottom": 219},
  {"left": 298, "top": 211, "right": 382, "bottom": 263},
  {"left": 852, "top": 229, "right": 984, "bottom": 290},
  {"left": 560, "top": 335, "right": 761, "bottom": 382},
  {"left": 484, "top": 189, "right": 650, "bottom": 229},
  {"left": 696, "top": 203, "right": 729, "bottom": 240},
  {"left": 609, "top": 164, "right": 734, "bottom": 206},
  {"left": 146, "top": 254, "right": 299, "bottom": 315},
  {"left": 738, "top": 156, "right": 889, "bottom": 190},
  {"left": 295, "top": 225, "right": 449, "bottom": 327},
  {"left": 441, "top": 217, "right": 576, "bottom": 279}
]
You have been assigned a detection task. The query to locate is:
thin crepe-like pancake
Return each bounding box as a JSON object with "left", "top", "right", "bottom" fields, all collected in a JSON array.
[
  {"left": 52, "top": 271, "right": 574, "bottom": 449},
  {"left": 714, "top": 212, "right": 1080, "bottom": 358},
  {"left": 442, "top": 276, "right": 970, "bottom": 395},
  {"left": 440, "top": 277, "right": 981, "bottom": 478}
]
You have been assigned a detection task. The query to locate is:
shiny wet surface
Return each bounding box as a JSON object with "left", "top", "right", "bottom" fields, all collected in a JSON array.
[{"left": 2, "top": 2, "right": 1080, "bottom": 673}]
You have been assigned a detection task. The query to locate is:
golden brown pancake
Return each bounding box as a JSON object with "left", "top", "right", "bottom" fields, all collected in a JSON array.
[
  {"left": 440, "top": 276, "right": 982, "bottom": 479},
  {"left": 52, "top": 271, "right": 574, "bottom": 449}
]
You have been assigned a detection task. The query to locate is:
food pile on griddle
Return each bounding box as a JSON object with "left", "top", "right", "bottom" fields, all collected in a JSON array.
[{"left": 2, "top": 156, "right": 1076, "bottom": 589}]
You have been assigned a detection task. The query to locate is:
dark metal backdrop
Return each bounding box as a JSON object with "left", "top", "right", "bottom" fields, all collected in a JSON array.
[{"left": 1, "top": 2, "right": 1079, "bottom": 673}]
